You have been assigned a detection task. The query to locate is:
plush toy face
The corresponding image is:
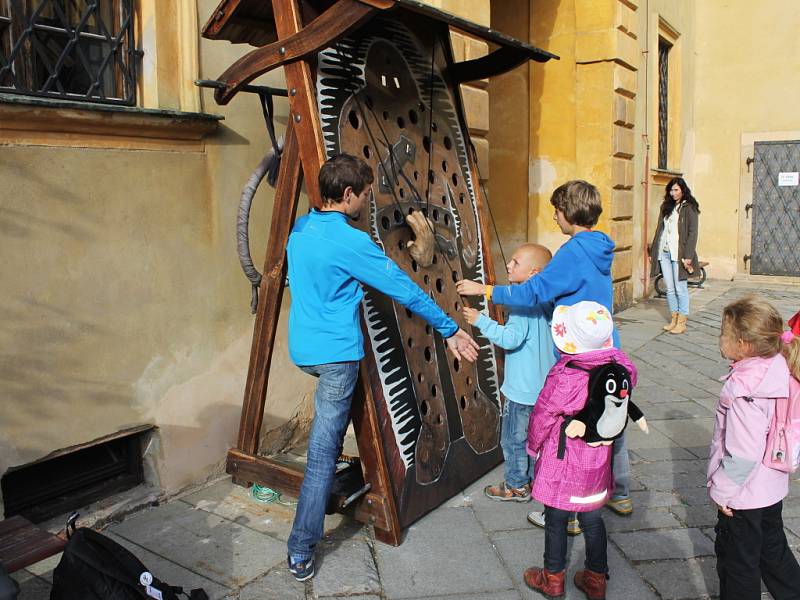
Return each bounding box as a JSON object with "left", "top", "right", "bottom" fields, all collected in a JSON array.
[{"left": 594, "top": 365, "right": 631, "bottom": 439}]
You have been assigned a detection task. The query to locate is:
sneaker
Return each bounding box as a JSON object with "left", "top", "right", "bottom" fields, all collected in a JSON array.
[
  {"left": 288, "top": 555, "right": 315, "bottom": 582},
  {"left": 484, "top": 481, "right": 531, "bottom": 502},
  {"left": 606, "top": 496, "right": 633, "bottom": 516},
  {"left": 527, "top": 511, "right": 582, "bottom": 535}
]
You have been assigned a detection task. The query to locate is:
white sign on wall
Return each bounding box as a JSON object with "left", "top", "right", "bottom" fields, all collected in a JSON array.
[{"left": 778, "top": 172, "right": 799, "bottom": 186}]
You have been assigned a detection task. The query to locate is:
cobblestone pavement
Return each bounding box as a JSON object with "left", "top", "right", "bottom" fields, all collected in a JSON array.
[{"left": 13, "top": 281, "right": 800, "bottom": 599}]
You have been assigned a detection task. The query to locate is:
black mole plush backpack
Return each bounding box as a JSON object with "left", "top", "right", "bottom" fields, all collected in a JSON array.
[{"left": 558, "top": 361, "right": 648, "bottom": 458}]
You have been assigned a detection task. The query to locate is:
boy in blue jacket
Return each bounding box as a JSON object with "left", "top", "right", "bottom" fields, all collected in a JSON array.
[
  {"left": 457, "top": 180, "right": 633, "bottom": 524},
  {"left": 462, "top": 243, "right": 555, "bottom": 501},
  {"left": 286, "top": 154, "right": 479, "bottom": 581}
]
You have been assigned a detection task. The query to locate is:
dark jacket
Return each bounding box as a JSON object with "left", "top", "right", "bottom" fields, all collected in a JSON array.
[{"left": 649, "top": 202, "right": 699, "bottom": 281}]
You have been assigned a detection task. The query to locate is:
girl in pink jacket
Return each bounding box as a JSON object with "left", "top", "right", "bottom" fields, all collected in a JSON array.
[
  {"left": 709, "top": 296, "right": 800, "bottom": 600},
  {"left": 524, "top": 302, "right": 643, "bottom": 600}
]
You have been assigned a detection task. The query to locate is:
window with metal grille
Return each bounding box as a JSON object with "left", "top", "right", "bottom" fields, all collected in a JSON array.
[
  {"left": 0, "top": 0, "right": 137, "bottom": 105},
  {"left": 657, "top": 37, "right": 671, "bottom": 170}
]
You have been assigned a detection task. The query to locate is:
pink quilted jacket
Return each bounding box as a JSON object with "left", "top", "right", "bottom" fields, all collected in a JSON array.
[{"left": 527, "top": 348, "right": 638, "bottom": 512}]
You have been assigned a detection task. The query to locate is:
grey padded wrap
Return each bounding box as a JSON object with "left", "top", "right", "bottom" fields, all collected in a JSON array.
[{"left": 721, "top": 454, "right": 756, "bottom": 486}]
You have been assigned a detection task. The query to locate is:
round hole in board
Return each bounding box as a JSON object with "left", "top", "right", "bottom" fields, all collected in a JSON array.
[
  {"left": 443, "top": 136, "right": 452, "bottom": 150},
  {"left": 381, "top": 216, "right": 390, "bottom": 230},
  {"left": 435, "top": 278, "right": 444, "bottom": 293},
  {"left": 409, "top": 109, "right": 419, "bottom": 124},
  {"left": 397, "top": 116, "right": 405, "bottom": 128},
  {"left": 412, "top": 259, "right": 418, "bottom": 272},
  {"left": 444, "top": 213, "right": 450, "bottom": 226},
  {"left": 348, "top": 110, "right": 359, "bottom": 129},
  {"left": 454, "top": 302, "right": 459, "bottom": 311},
  {"left": 405, "top": 308, "right": 413, "bottom": 319},
  {"left": 441, "top": 160, "right": 448, "bottom": 172},
  {"left": 423, "top": 136, "right": 431, "bottom": 153},
  {"left": 431, "top": 384, "right": 438, "bottom": 397},
  {"left": 466, "top": 376, "right": 472, "bottom": 386},
  {"left": 428, "top": 170, "right": 435, "bottom": 184},
  {"left": 436, "top": 414, "right": 443, "bottom": 425},
  {"left": 397, "top": 239, "right": 405, "bottom": 251},
  {"left": 441, "top": 195, "right": 447, "bottom": 205},
  {"left": 425, "top": 324, "right": 432, "bottom": 335},
  {"left": 459, "top": 192, "right": 465, "bottom": 204},
  {"left": 432, "top": 209, "right": 439, "bottom": 221},
  {"left": 407, "top": 337, "right": 414, "bottom": 348},
  {"left": 459, "top": 396, "right": 467, "bottom": 410},
  {"left": 365, "top": 95, "right": 374, "bottom": 109},
  {"left": 453, "top": 358, "right": 460, "bottom": 371},
  {"left": 417, "top": 372, "right": 424, "bottom": 383},
  {"left": 382, "top": 109, "right": 389, "bottom": 120},
  {"left": 414, "top": 170, "right": 420, "bottom": 181},
  {"left": 394, "top": 209, "right": 402, "bottom": 223},
  {"left": 424, "top": 347, "right": 432, "bottom": 361},
  {"left": 452, "top": 173, "right": 459, "bottom": 186},
  {"left": 399, "top": 188, "right": 405, "bottom": 198},
  {"left": 432, "top": 255, "right": 438, "bottom": 264},
  {"left": 431, "top": 122, "right": 438, "bottom": 132},
  {"left": 363, "top": 145, "right": 371, "bottom": 159},
  {"left": 424, "top": 274, "right": 430, "bottom": 285},
  {"left": 451, "top": 270, "right": 458, "bottom": 282},
  {"left": 420, "top": 400, "right": 429, "bottom": 416}
]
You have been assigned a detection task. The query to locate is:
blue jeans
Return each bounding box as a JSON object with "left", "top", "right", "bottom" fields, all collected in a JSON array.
[
  {"left": 544, "top": 505, "right": 608, "bottom": 573},
  {"left": 501, "top": 400, "right": 535, "bottom": 488},
  {"left": 659, "top": 250, "right": 689, "bottom": 315},
  {"left": 287, "top": 361, "right": 359, "bottom": 561},
  {"left": 612, "top": 431, "right": 630, "bottom": 499}
]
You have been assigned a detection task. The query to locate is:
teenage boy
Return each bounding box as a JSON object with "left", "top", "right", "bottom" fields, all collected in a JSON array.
[
  {"left": 456, "top": 180, "right": 633, "bottom": 527},
  {"left": 286, "top": 154, "right": 479, "bottom": 581}
]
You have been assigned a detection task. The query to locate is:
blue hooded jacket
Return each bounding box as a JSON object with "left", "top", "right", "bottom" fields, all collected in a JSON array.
[{"left": 491, "top": 231, "right": 619, "bottom": 346}]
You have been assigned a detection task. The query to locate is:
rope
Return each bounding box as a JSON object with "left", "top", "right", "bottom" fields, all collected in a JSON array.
[{"left": 250, "top": 484, "right": 297, "bottom": 506}]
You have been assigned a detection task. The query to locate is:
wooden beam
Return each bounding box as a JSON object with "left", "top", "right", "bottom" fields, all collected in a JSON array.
[
  {"left": 235, "top": 120, "right": 303, "bottom": 460},
  {"left": 213, "top": 0, "right": 377, "bottom": 105}
]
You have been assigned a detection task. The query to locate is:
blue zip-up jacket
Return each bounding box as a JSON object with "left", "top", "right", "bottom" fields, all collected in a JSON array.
[
  {"left": 474, "top": 303, "right": 555, "bottom": 405},
  {"left": 490, "top": 231, "right": 620, "bottom": 347},
  {"left": 286, "top": 209, "right": 458, "bottom": 366}
]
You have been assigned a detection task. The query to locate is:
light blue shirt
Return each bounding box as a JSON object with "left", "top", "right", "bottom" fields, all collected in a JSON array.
[{"left": 474, "top": 303, "right": 556, "bottom": 405}]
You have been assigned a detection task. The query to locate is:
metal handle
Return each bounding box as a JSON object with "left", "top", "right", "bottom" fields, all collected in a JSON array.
[{"left": 745, "top": 203, "right": 753, "bottom": 217}]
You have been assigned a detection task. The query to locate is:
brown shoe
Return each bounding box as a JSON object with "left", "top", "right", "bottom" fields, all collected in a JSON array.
[
  {"left": 670, "top": 314, "right": 688, "bottom": 334},
  {"left": 523, "top": 567, "right": 565, "bottom": 599},
  {"left": 484, "top": 481, "right": 531, "bottom": 502},
  {"left": 662, "top": 312, "right": 679, "bottom": 331},
  {"left": 574, "top": 569, "right": 608, "bottom": 600}
]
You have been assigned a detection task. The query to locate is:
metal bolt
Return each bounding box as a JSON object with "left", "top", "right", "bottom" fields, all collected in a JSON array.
[
  {"left": 367, "top": 498, "right": 373, "bottom": 505},
  {"left": 293, "top": 113, "right": 301, "bottom": 122},
  {"left": 290, "top": 88, "right": 297, "bottom": 96},
  {"left": 279, "top": 46, "right": 286, "bottom": 56}
]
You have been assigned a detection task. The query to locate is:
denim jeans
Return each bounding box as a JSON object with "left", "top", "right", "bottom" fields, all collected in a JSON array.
[
  {"left": 611, "top": 431, "right": 630, "bottom": 499},
  {"left": 501, "top": 400, "right": 535, "bottom": 488},
  {"left": 659, "top": 250, "right": 689, "bottom": 315},
  {"left": 544, "top": 505, "right": 608, "bottom": 573},
  {"left": 287, "top": 361, "right": 360, "bottom": 561}
]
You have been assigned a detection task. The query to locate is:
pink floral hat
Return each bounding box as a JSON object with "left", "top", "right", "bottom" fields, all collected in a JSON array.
[{"left": 551, "top": 301, "right": 614, "bottom": 354}]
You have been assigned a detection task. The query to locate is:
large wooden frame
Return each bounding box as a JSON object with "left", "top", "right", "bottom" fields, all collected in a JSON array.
[{"left": 202, "top": 0, "right": 556, "bottom": 545}]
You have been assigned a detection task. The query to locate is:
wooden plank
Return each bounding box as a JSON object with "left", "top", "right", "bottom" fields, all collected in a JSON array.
[
  {"left": 226, "top": 449, "right": 305, "bottom": 496},
  {"left": 0, "top": 516, "right": 66, "bottom": 573},
  {"left": 350, "top": 363, "right": 403, "bottom": 545},
  {"left": 213, "top": 0, "right": 377, "bottom": 105},
  {"left": 235, "top": 120, "right": 303, "bottom": 460}
]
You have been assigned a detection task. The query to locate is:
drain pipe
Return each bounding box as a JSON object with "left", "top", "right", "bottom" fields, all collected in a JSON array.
[{"left": 641, "top": 0, "right": 651, "bottom": 297}]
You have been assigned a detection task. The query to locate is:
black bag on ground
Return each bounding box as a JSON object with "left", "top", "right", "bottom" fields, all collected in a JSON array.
[
  {"left": 50, "top": 527, "right": 208, "bottom": 600},
  {"left": 0, "top": 562, "right": 19, "bottom": 600}
]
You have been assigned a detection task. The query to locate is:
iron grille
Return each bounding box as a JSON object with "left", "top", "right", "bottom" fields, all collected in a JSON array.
[
  {"left": 0, "top": 0, "right": 137, "bottom": 105},
  {"left": 657, "top": 37, "right": 670, "bottom": 170}
]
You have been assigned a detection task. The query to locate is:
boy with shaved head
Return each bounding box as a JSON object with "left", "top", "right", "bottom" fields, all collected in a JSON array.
[{"left": 462, "top": 243, "right": 556, "bottom": 501}]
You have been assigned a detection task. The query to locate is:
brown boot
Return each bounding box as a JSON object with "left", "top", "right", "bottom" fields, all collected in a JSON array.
[
  {"left": 523, "top": 567, "right": 565, "bottom": 599},
  {"left": 574, "top": 569, "right": 608, "bottom": 600},
  {"left": 662, "top": 312, "right": 679, "bottom": 331},
  {"left": 670, "top": 314, "right": 688, "bottom": 334}
]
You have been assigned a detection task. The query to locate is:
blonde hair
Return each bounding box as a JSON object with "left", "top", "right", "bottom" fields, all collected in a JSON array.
[
  {"left": 722, "top": 295, "right": 800, "bottom": 379},
  {"left": 550, "top": 180, "right": 602, "bottom": 227}
]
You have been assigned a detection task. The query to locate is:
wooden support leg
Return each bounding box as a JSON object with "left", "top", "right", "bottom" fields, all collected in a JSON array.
[{"left": 229, "top": 120, "right": 303, "bottom": 486}]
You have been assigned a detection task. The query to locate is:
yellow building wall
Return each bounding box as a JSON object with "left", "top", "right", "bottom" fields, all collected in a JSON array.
[
  {"left": 0, "top": 0, "right": 498, "bottom": 504},
  {"left": 692, "top": 1, "right": 800, "bottom": 279}
]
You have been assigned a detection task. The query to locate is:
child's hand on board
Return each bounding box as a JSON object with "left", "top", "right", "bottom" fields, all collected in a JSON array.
[
  {"left": 461, "top": 306, "right": 479, "bottom": 325},
  {"left": 456, "top": 279, "right": 484, "bottom": 296}
]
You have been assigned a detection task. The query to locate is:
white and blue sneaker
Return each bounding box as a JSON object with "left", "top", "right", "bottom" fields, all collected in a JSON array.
[{"left": 288, "top": 555, "right": 315, "bottom": 582}]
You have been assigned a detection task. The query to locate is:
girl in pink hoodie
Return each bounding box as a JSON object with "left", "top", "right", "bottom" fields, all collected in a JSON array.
[
  {"left": 709, "top": 296, "right": 800, "bottom": 600},
  {"left": 524, "top": 302, "right": 646, "bottom": 600}
]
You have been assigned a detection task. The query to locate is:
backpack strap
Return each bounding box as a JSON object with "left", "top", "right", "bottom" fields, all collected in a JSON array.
[{"left": 557, "top": 418, "right": 573, "bottom": 460}]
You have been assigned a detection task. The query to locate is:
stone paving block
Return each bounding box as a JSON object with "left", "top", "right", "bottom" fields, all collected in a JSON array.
[
  {"left": 631, "top": 447, "right": 697, "bottom": 462},
  {"left": 403, "top": 592, "right": 522, "bottom": 600},
  {"left": 633, "top": 401, "right": 714, "bottom": 421},
  {"left": 10, "top": 570, "right": 50, "bottom": 600},
  {"left": 471, "top": 490, "right": 539, "bottom": 533},
  {"left": 604, "top": 507, "right": 683, "bottom": 532},
  {"left": 629, "top": 490, "right": 682, "bottom": 508},
  {"left": 669, "top": 504, "right": 718, "bottom": 528},
  {"left": 237, "top": 568, "right": 306, "bottom": 600},
  {"left": 686, "top": 446, "right": 713, "bottom": 459},
  {"left": 626, "top": 423, "right": 674, "bottom": 449},
  {"left": 109, "top": 501, "right": 285, "bottom": 589},
  {"left": 635, "top": 557, "right": 718, "bottom": 600},
  {"left": 635, "top": 470, "right": 707, "bottom": 491},
  {"left": 611, "top": 528, "right": 715, "bottom": 560},
  {"left": 375, "top": 507, "right": 513, "bottom": 599},
  {"left": 312, "top": 537, "right": 380, "bottom": 597},
  {"left": 492, "top": 529, "right": 658, "bottom": 599},
  {"left": 676, "top": 487, "right": 713, "bottom": 507},
  {"left": 105, "top": 532, "right": 232, "bottom": 599},
  {"left": 23, "top": 552, "right": 60, "bottom": 582},
  {"left": 179, "top": 478, "right": 300, "bottom": 541},
  {"left": 635, "top": 459, "right": 707, "bottom": 476}
]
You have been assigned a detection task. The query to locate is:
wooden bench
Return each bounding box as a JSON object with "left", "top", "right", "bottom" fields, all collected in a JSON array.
[{"left": 0, "top": 516, "right": 66, "bottom": 573}]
